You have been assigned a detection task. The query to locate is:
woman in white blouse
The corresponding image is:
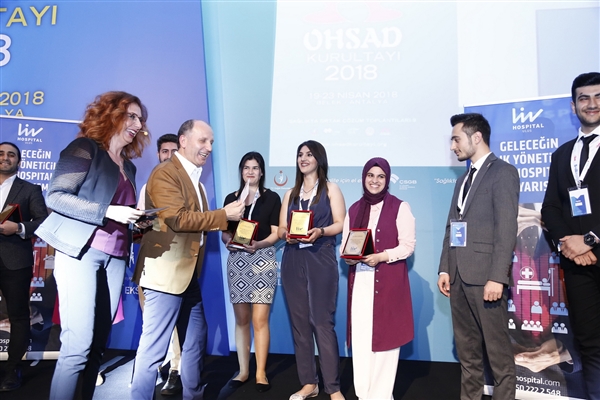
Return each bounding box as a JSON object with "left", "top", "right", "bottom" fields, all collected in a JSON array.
[{"left": 341, "top": 157, "right": 416, "bottom": 400}]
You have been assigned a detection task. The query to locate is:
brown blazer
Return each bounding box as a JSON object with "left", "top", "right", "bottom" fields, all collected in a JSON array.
[{"left": 135, "top": 155, "right": 228, "bottom": 294}]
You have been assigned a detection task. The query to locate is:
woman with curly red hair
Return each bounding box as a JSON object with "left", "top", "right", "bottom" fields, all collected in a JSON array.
[{"left": 36, "top": 91, "right": 150, "bottom": 400}]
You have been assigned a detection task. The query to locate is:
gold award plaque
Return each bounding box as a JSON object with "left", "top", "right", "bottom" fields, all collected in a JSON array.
[
  {"left": 232, "top": 219, "right": 258, "bottom": 247},
  {"left": 0, "top": 204, "right": 20, "bottom": 223},
  {"left": 344, "top": 230, "right": 368, "bottom": 256},
  {"left": 289, "top": 210, "right": 312, "bottom": 237}
]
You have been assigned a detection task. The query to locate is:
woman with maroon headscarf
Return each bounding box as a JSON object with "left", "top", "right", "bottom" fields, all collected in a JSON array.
[{"left": 341, "top": 157, "right": 416, "bottom": 400}]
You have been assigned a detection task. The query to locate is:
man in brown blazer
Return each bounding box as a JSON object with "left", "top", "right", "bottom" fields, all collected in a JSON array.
[{"left": 130, "top": 120, "right": 244, "bottom": 400}]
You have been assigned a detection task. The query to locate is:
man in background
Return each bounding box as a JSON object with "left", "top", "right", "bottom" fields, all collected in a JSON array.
[
  {"left": 0, "top": 142, "right": 48, "bottom": 392},
  {"left": 541, "top": 72, "right": 600, "bottom": 400},
  {"left": 137, "top": 133, "right": 178, "bottom": 210}
]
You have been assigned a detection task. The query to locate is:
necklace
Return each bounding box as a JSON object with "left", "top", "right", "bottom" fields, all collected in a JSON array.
[
  {"left": 301, "top": 183, "right": 316, "bottom": 193},
  {"left": 108, "top": 150, "right": 124, "bottom": 170}
]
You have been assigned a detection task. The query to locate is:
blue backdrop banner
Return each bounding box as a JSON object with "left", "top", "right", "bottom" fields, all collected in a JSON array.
[
  {"left": 466, "top": 97, "right": 586, "bottom": 400},
  {"left": 0, "top": 115, "right": 79, "bottom": 361},
  {"left": 1, "top": 0, "right": 230, "bottom": 356}
]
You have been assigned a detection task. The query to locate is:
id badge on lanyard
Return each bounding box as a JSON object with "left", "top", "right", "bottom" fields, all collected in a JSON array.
[
  {"left": 450, "top": 220, "right": 467, "bottom": 247},
  {"left": 569, "top": 186, "right": 592, "bottom": 217},
  {"left": 570, "top": 146, "right": 594, "bottom": 217}
]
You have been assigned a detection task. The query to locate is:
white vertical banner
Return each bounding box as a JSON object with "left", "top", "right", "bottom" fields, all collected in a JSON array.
[{"left": 270, "top": 1, "right": 459, "bottom": 168}]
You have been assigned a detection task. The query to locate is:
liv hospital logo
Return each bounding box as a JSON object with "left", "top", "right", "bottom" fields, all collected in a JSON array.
[
  {"left": 512, "top": 107, "right": 544, "bottom": 131},
  {"left": 17, "top": 123, "right": 44, "bottom": 143}
]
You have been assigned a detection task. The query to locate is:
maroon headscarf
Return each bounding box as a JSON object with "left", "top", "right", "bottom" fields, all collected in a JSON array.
[{"left": 352, "top": 157, "right": 391, "bottom": 229}]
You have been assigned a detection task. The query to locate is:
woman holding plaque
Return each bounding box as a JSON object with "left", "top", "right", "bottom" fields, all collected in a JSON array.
[
  {"left": 278, "top": 140, "right": 346, "bottom": 400},
  {"left": 35, "top": 92, "right": 149, "bottom": 400},
  {"left": 222, "top": 151, "right": 281, "bottom": 393},
  {"left": 341, "top": 157, "right": 415, "bottom": 400}
]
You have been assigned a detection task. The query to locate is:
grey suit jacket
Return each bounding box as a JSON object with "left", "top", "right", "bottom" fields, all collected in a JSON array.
[
  {"left": 0, "top": 177, "right": 48, "bottom": 270},
  {"left": 438, "top": 153, "right": 519, "bottom": 286}
]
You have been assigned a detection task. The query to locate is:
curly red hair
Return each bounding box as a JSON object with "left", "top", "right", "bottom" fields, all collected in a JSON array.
[{"left": 78, "top": 91, "right": 150, "bottom": 159}]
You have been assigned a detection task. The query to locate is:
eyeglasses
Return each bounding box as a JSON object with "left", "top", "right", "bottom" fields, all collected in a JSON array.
[{"left": 127, "top": 112, "right": 145, "bottom": 124}]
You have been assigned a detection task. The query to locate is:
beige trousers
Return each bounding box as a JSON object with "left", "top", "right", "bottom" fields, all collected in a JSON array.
[{"left": 351, "top": 270, "right": 400, "bottom": 400}]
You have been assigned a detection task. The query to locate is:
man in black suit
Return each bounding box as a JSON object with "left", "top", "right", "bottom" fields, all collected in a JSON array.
[
  {"left": 541, "top": 72, "right": 600, "bottom": 400},
  {"left": 438, "top": 113, "right": 519, "bottom": 399},
  {"left": 0, "top": 142, "right": 48, "bottom": 392}
]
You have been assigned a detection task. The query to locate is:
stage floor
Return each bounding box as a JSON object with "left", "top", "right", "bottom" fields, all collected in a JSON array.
[{"left": 1, "top": 351, "right": 463, "bottom": 399}]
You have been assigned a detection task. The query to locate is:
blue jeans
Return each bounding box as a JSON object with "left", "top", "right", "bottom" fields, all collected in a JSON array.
[
  {"left": 50, "top": 247, "right": 126, "bottom": 400},
  {"left": 131, "top": 278, "right": 207, "bottom": 400}
]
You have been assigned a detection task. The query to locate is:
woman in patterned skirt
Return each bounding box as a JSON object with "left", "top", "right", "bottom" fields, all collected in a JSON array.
[
  {"left": 222, "top": 151, "right": 281, "bottom": 393},
  {"left": 278, "top": 140, "right": 346, "bottom": 400}
]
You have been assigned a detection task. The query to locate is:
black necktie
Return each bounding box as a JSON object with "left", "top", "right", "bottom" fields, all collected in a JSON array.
[
  {"left": 462, "top": 166, "right": 477, "bottom": 202},
  {"left": 579, "top": 134, "right": 598, "bottom": 174}
]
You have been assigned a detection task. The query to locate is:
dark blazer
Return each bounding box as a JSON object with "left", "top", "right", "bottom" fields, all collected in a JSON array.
[
  {"left": 0, "top": 177, "right": 48, "bottom": 270},
  {"left": 541, "top": 137, "right": 600, "bottom": 266},
  {"left": 36, "top": 137, "right": 136, "bottom": 258},
  {"left": 439, "top": 153, "right": 520, "bottom": 286}
]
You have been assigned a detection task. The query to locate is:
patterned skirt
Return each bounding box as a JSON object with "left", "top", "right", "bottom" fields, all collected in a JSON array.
[{"left": 227, "top": 245, "right": 277, "bottom": 304}]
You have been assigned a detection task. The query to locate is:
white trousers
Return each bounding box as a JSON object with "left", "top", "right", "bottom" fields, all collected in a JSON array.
[{"left": 351, "top": 270, "right": 400, "bottom": 400}]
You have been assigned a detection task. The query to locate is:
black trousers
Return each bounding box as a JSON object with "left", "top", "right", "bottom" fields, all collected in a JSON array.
[
  {"left": 564, "top": 265, "right": 600, "bottom": 400},
  {"left": 0, "top": 258, "right": 32, "bottom": 371}
]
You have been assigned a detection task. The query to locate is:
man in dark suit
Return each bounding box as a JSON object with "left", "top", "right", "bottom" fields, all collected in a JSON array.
[
  {"left": 541, "top": 72, "right": 600, "bottom": 400},
  {"left": 0, "top": 142, "right": 48, "bottom": 392},
  {"left": 130, "top": 120, "right": 244, "bottom": 400},
  {"left": 438, "top": 113, "right": 519, "bottom": 399}
]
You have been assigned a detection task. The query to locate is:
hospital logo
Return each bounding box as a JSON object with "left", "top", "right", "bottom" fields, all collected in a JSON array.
[
  {"left": 512, "top": 107, "right": 545, "bottom": 131},
  {"left": 512, "top": 107, "right": 543, "bottom": 124},
  {"left": 17, "top": 123, "right": 44, "bottom": 143},
  {"left": 274, "top": 171, "right": 288, "bottom": 187}
]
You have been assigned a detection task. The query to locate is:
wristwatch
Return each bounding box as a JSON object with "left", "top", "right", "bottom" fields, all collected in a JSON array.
[
  {"left": 583, "top": 232, "right": 598, "bottom": 247},
  {"left": 16, "top": 223, "right": 24, "bottom": 235}
]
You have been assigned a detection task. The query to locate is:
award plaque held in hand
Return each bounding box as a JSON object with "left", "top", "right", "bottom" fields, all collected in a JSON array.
[
  {"left": 230, "top": 218, "right": 259, "bottom": 249},
  {"left": 288, "top": 210, "right": 313, "bottom": 239},
  {"left": 0, "top": 204, "right": 21, "bottom": 223},
  {"left": 341, "top": 229, "right": 374, "bottom": 259}
]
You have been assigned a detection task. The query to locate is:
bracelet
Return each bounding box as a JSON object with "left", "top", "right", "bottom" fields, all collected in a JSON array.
[{"left": 320, "top": 227, "right": 325, "bottom": 237}]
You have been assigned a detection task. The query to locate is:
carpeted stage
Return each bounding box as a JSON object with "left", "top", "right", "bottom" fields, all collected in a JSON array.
[{"left": 1, "top": 351, "right": 464, "bottom": 399}]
